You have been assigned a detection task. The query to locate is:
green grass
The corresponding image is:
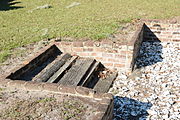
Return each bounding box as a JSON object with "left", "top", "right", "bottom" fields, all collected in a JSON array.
[{"left": 0, "top": 0, "right": 180, "bottom": 62}]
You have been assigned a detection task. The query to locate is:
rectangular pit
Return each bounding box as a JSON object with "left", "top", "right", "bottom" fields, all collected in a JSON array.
[
  {"left": 6, "top": 44, "right": 117, "bottom": 94},
  {"left": 1, "top": 19, "right": 179, "bottom": 120}
]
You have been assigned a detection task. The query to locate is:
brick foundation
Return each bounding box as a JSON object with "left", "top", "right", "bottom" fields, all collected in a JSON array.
[
  {"left": 0, "top": 19, "right": 180, "bottom": 120},
  {"left": 143, "top": 19, "right": 180, "bottom": 42},
  {"left": 52, "top": 20, "right": 180, "bottom": 73},
  {"left": 51, "top": 24, "right": 144, "bottom": 73}
]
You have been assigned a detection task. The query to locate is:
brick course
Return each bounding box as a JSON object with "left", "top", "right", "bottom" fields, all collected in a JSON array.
[
  {"left": 143, "top": 19, "right": 180, "bottom": 42},
  {"left": 55, "top": 41, "right": 134, "bottom": 72}
]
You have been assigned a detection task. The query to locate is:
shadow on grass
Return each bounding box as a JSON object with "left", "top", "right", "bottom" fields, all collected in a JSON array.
[
  {"left": 0, "top": 0, "right": 23, "bottom": 11},
  {"left": 114, "top": 96, "right": 152, "bottom": 120}
]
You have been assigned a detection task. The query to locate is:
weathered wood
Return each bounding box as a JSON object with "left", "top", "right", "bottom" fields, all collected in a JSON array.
[
  {"left": 80, "top": 62, "right": 100, "bottom": 86},
  {"left": 32, "top": 53, "right": 72, "bottom": 82},
  {"left": 93, "top": 72, "right": 118, "bottom": 93},
  {"left": 47, "top": 56, "right": 78, "bottom": 83},
  {"left": 58, "top": 58, "right": 96, "bottom": 86}
]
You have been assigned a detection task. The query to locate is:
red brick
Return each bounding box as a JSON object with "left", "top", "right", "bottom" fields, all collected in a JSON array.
[
  {"left": 78, "top": 52, "right": 90, "bottom": 56},
  {"left": 120, "top": 51, "right": 127, "bottom": 54},
  {"left": 91, "top": 53, "right": 102, "bottom": 56},
  {"left": 103, "top": 63, "right": 113, "bottom": 67},
  {"left": 102, "top": 53, "right": 113, "bottom": 58},
  {"left": 91, "top": 53, "right": 97, "bottom": 56},
  {"left": 71, "top": 52, "right": 78, "bottom": 56},
  {"left": 160, "top": 38, "right": 171, "bottom": 42},
  {"left": 61, "top": 41, "right": 72, "bottom": 46},
  {"left": 161, "top": 31, "right": 172, "bottom": 34},
  {"left": 173, "top": 35, "right": 180, "bottom": 38},
  {"left": 72, "top": 47, "right": 83, "bottom": 52},
  {"left": 54, "top": 42, "right": 61, "bottom": 46},
  {"left": 114, "top": 64, "right": 125, "bottom": 68},
  {"left": 107, "top": 49, "right": 118, "bottom": 53},
  {"left": 95, "top": 57, "right": 107, "bottom": 62},
  {"left": 115, "top": 54, "right": 126, "bottom": 59},
  {"left": 94, "top": 47, "right": 104, "bottom": 52},
  {"left": 84, "top": 41, "right": 94, "bottom": 47},
  {"left": 73, "top": 42, "right": 83, "bottom": 47},
  {"left": 126, "top": 51, "right": 133, "bottom": 54},
  {"left": 83, "top": 48, "right": 93, "bottom": 52},
  {"left": 108, "top": 58, "right": 119, "bottom": 62},
  {"left": 173, "top": 39, "right": 180, "bottom": 42},
  {"left": 167, "top": 35, "right": 173, "bottom": 38}
]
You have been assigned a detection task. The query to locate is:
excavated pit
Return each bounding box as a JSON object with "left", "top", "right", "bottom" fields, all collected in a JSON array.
[
  {"left": 6, "top": 45, "right": 117, "bottom": 93},
  {"left": 1, "top": 20, "right": 179, "bottom": 120}
]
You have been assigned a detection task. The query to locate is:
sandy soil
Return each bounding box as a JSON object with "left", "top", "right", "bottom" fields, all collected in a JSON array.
[{"left": 0, "top": 86, "right": 96, "bottom": 120}]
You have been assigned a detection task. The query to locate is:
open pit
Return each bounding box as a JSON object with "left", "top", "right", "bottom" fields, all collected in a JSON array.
[{"left": 0, "top": 19, "right": 180, "bottom": 120}]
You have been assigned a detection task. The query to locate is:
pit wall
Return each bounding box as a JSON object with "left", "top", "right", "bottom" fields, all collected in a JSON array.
[
  {"left": 54, "top": 20, "right": 180, "bottom": 73},
  {"left": 7, "top": 45, "right": 61, "bottom": 80},
  {"left": 54, "top": 24, "right": 144, "bottom": 74},
  {"left": 131, "top": 20, "right": 180, "bottom": 70},
  {"left": 143, "top": 19, "right": 180, "bottom": 42},
  {"left": 7, "top": 20, "right": 179, "bottom": 77},
  {"left": 53, "top": 41, "right": 136, "bottom": 74}
]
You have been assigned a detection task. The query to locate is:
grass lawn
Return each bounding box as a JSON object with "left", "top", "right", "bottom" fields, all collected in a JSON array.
[{"left": 0, "top": 0, "right": 180, "bottom": 62}]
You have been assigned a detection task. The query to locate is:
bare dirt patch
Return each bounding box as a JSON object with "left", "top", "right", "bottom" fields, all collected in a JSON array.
[{"left": 0, "top": 87, "right": 96, "bottom": 120}]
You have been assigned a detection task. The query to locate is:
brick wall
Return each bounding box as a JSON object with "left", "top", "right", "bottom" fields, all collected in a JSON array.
[
  {"left": 53, "top": 20, "right": 180, "bottom": 73},
  {"left": 143, "top": 20, "right": 180, "bottom": 42},
  {"left": 54, "top": 41, "right": 135, "bottom": 73},
  {"left": 53, "top": 24, "right": 144, "bottom": 73},
  {"left": 7, "top": 20, "right": 180, "bottom": 78}
]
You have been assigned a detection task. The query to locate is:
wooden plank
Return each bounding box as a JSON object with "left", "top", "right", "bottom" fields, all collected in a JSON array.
[
  {"left": 80, "top": 62, "right": 100, "bottom": 86},
  {"left": 47, "top": 56, "right": 78, "bottom": 83},
  {"left": 93, "top": 72, "right": 118, "bottom": 93},
  {"left": 58, "top": 58, "right": 96, "bottom": 86},
  {"left": 32, "top": 53, "right": 72, "bottom": 82}
]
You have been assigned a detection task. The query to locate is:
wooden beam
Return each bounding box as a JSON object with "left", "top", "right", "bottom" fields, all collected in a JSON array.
[
  {"left": 81, "top": 62, "right": 100, "bottom": 86},
  {"left": 47, "top": 56, "right": 78, "bottom": 83},
  {"left": 93, "top": 72, "right": 118, "bottom": 93},
  {"left": 32, "top": 53, "right": 72, "bottom": 82},
  {"left": 58, "top": 58, "right": 96, "bottom": 86}
]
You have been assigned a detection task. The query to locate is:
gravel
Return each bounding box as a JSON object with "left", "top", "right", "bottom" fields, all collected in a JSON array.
[{"left": 110, "top": 42, "right": 180, "bottom": 120}]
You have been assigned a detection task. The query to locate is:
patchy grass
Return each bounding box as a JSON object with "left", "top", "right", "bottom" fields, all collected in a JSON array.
[{"left": 0, "top": 0, "right": 180, "bottom": 62}]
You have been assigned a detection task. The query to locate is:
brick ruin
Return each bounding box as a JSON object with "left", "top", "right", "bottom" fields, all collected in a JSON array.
[
  {"left": 0, "top": 19, "right": 179, "bottom": 120},
  {"left": 53, "top": 19, "right": 180, "bottom": 72}
]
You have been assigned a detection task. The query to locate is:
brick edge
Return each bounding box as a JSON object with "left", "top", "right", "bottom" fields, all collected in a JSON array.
[{"left": 0, "top": 78, "right": 114, "bottom": 120}]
